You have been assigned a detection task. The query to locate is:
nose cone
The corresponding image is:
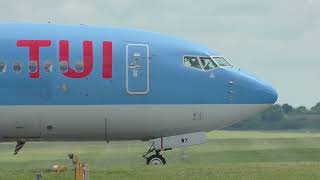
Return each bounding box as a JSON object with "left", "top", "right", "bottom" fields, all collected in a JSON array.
[
  {"left": 255, "top": 82, "right": 278, "bottom": 104},
  {"left": 228, "top": 69, "right": 278, "bottom": 104}
]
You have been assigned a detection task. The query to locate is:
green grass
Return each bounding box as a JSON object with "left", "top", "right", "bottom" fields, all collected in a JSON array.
[{"left": 1, "top": 131, "right": 320, "bottom": 180}]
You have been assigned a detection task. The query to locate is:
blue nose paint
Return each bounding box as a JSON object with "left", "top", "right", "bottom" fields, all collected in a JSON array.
[{"left": 222, "top": 68, "right": 278, "bottom": 104}]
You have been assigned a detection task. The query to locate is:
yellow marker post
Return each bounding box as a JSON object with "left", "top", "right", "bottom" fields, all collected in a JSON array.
[{"left": 68, "top": 154, "right": 89, "bottom": 180}]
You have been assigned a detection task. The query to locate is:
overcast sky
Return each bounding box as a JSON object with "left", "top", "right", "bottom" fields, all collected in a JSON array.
[{"left": 0, "top": 0, "right": 319, "bottom": 108}]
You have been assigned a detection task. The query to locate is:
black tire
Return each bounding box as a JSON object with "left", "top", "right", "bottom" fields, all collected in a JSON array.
[{"left": 146, "top": 154, "right": 167, "bottom": 165}]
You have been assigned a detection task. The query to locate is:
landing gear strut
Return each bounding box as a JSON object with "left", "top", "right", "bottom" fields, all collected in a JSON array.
[
  {"left": 14, "top": 140, "right": 26, "bottom": 155},
  {"left": 143, "top": 143, "right": 167, "bottom": 165}
]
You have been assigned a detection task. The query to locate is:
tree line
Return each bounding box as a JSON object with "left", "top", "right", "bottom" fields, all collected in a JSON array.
[{"left": 226, "top": 102, "right": 320, "bottom": 130}]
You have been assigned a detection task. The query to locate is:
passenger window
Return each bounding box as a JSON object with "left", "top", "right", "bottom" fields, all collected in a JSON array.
[
  {"left": 75, "top": 62, "right": 84, "bottom": 72},
  {"left": 29, "top": 61, "right": 37, "bottom": 73},
  {"left": 0, "top": 62, "right": 6, "bottom": 73},
  {"left": 13, "top": 61, "right": 22, "bottom": 73},
  {"left": 199, "top": 57, "right": 218, "bottom": 70},
  {"left": 183, "top": 56, "right": 202, "bottom": 70},
  {"left": 59, "top": 61, "right": 68, "bottom": 73},
  {"left": 44, "top": 61, "right": 53, "bottom": 73}
]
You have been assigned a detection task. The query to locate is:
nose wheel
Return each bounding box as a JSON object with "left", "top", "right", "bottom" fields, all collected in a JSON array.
[
  {"left": 146, "top": 153, "right": 166, "bottom": 165},
  {"left": 143, "top": 143, "right": 167, "bottom": 165}
]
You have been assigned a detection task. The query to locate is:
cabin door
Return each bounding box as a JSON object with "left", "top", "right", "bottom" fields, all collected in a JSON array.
[{"left": 126, "top": 44, "right": 150, "bottom": 95}]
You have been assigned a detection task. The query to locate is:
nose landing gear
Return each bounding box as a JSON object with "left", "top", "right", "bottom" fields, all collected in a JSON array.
[
  {"left": 142, "top": 143, "right": 167, "bottom": 165},
  {"left": 142, "top": 132, "right": 207, "bottom": 165}
]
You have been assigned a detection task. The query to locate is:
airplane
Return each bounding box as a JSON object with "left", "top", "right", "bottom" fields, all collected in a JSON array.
[{"left": 0, "top": 23, "right": 278, "bottom": 165}]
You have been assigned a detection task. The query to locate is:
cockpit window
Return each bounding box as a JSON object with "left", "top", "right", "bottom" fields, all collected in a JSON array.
[
  {"left": 183, "top": 56, "right": 202, "bottom": 70},
  {"left": 212, "top": 57, "right": 232, "bottom": 67},
  {"left": 199, "top": 57, "right": 218, "bottom": 70}
]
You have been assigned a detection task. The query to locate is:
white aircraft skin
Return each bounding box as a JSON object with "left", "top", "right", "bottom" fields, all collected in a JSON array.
[
  {"left": 0, "top": 23, "right": 277, "bottom": 164},
  {"left": 0, "top": 104, "right": 268, "bottom": 141}
]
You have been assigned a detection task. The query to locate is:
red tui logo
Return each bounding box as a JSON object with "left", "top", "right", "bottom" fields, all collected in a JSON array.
[{"left": 16, "top": 40, "right": 112, "bottom": 79}]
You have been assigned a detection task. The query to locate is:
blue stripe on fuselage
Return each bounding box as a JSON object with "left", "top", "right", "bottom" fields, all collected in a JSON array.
[{"left": 0, "top": 23, "right": 277, "bottom": 105}]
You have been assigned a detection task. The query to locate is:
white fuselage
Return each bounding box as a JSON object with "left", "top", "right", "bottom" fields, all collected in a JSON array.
[{"left": 0, "top": 104, "right": 269, "bottom": 142}]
